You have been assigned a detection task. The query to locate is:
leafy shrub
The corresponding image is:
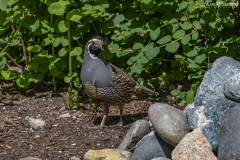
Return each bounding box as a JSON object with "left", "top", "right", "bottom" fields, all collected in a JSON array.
[{"left": 0, "top": 0, "right": 239, "bottom": 105}]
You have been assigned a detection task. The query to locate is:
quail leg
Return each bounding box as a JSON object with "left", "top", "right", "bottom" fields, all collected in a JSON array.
[
  {"left": 116, "top": 106, "right": 124, "bottom": 127},
  {"left": 100, "top": 105, "right": 110, "bottom": 127},
  {"left": 89, "top": 105, "right": 109, "bottom": 129}
]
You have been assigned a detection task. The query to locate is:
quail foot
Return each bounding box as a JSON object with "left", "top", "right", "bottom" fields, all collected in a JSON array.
[{"left": 80, "top": 36, "right": 158, "bottom": 129}]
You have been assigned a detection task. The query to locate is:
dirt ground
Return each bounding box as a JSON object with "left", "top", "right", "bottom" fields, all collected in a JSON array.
[{"left": 0, "top": 81, "right": 184, "bottom": 160}]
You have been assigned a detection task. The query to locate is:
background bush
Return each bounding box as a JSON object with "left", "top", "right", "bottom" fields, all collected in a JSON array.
[{"left": 0, "top": 0, "right": 240, "bottom": 106}]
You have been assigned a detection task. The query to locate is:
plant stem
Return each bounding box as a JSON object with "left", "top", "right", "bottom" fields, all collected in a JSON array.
[
  {"left": 91, "top": 23, "right": 98, "bottom": 35},
  {"left": 68, "top": 20, "right": 73, "bottom": 110},
  {"left": 51, "top": 14, "right": 56, "bottom": 92},
  {"left": 20, "top": 27, "right": 28, "bottom": 67}
]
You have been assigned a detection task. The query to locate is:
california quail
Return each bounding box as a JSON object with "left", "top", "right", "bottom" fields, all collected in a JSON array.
[{"left": 80, "top": 36, "right": 158, "bottom": 128}]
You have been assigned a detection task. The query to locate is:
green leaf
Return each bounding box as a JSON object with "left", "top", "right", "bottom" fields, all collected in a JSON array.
[
  {"left": 22, "top": 17, "right": 40, "bottom": 32},
  {"left": 61, "top": 36, "right": 69, "bottom": 46},
  {"left": 188, "top": 62, "right": 199, "bottom": 69},
  {"left": 70, "top": 47, "right": 82, "bottom": 56},
  {"left": 178, "top": 1, "right": 188, "bottom": 10},
  {"left": 181, "top": 36, "right": 191, "bottom": 45},
  {"left": 150, "top": 27, "right": 160, "bottom": 41},
  {"left": 178, "top": 91, "right": 186, "bottom": 100},
  {"left": 0, "top": 0, "right": 7, "bottom": 8},
  {"left": 16, "top": 74, "right": 30, "bottom": 88},
  {"left": 186, "top": 50, "right": 198, "bottom": 57},
  {"left": 172, "top": 30, "right": 185, "bottom": 39},
  {"left": 0, "top": 52, "right": 5, "bottom": 56},
  {"left": 193, "top": 21, "right": 202, "bottom": 29},
  {"left": 64, "top": 76, "right": 71, "bottom": 83},
  {"left": 49, "top": 63, "right": 61, "bottom": 76},
  {"left": 27, "top": 45, "right": 42, "bottom": 52},
  {"left": 82, "top": 4, "right": 93, "bottom": 11},
  {"left": 188, "top": 3, "right": 195, "bottom": 13},
  {"left": 133, "top": 43, "right": 143, "bottom": 49},
  {"left": 127, "top": 55, "right": 140, "bottom": 65},
  {"left": 181, "top": 16, "right": 188, "bottom": 21},
  {"left": 53, "top": 36, "right": 61, "bottom": 47},
  {"left": 58, "top": 47, "right": 68, "bottom": 57},
  {"left": 195, "top": 54, "right": 206, "bottom": 64},
  {"left": 192, "top": 32, "right": 199, "bottom": 40},
  {"left": 93, "top": 5, "right": 105, "bottom": 12},
  {"left": 170, "top": 89, "right": 178, "bottom": 96},
  {"left": 48, "top": 2, "right": 66, "bottom": 16},
  {"left": 113, "top": 13, "right": 125, "bottom": 25},
  {"left": 165, "top": 42, "right": 180, "bottom": 53},
  {"left": 41, "top": 37, "right": 52, "bottom": 47},
  {"left": 1, "top": 70, "right": 10, "bottom": 79},
  {"left": 58, "top": 20, "right": 69, "bottom": 33},
  {"left": 131, "top": 63, "right": 142, "bottom": 74},
  {"left": 66, "top": 9, "right": 82, "bottom": 22},
  {"left": 108, "top": 43, "right": 119, "bottom": 53},
  {"left": 157, "top": 35, "right": 171, "bottom": 45},
  {"left": 145, "top": 47, "right": 160, "bottom": 60},
  {"left": 186, "top": 90, "right": 194, "bottom": 103},
  {"left": 181, "top": 21, "right": 192, "bottom": 30},
  {"left": 139, "top": 56, "right": 149, "bottom": 64}
]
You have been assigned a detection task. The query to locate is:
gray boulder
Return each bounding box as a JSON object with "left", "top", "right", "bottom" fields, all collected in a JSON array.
[
  {"left": 118, "top": 120, "right": 150, "bottom": 151},
  {"left": 149, "top": 103, "right": 190, "bottom": 147},
  {"left": 185, "top": 56, "right": 240, "bottom": 150},
  {"left": 132, "top": 131, "right": 173, "bottom": 160},
  {"left": 218, "top": 104, "right": 240, "bottom": 160},
  {"left": 224, "top": 72, "right": 240, "bottom": 102}
]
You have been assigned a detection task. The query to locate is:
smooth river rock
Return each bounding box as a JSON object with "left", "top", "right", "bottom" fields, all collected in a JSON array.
[
  {"left": 149, "top": 103, "right": 190, "bottom": 147},
  {"left": 118, "top": 120, "right": 150, "bottom": 151},
  {"left": 132, "top": 131, "right": 173, "bottom": 160}
]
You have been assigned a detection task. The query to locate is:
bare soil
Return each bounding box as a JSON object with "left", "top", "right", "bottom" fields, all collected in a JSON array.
[{"left": 0, "top": 81, "right": 184, "bottom": 160}]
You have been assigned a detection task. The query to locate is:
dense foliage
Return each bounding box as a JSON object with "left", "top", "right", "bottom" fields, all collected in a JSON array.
[{"left": 0, "top": 0, "right": 240, "bottom": 106}]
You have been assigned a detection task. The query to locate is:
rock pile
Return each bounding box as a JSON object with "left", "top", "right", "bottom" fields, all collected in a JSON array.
[{"left": 83, "top": 56, "right": 240, "bottom": 160}]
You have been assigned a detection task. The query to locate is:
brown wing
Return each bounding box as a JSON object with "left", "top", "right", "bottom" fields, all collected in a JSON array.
[{"left": 109, "top": 63, "right": 137, "bottom": 98}]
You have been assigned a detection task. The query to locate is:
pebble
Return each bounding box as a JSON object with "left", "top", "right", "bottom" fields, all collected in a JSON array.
[
  {"left": 69, "top": 156, "right": 80, "bottom": 160},
  {"left": 59, "top": 112, "right": 71, "bottom": 118},
  {"left": 59, "top": 106, "right": 66, "bottom": 113},
  {"left": 34, "top": 135, "right": 40, "bottom": 139},
  {"left": 28, "top": 118, "right": 46, "bottom": 131},
  {"left": 149, "top": 103, "right": 190, "bottom": 147}
]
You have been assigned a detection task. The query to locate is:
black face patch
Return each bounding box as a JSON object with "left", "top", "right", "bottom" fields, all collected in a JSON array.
[{"left": 89, "top": 43, "right": 102, "bottom": 56}]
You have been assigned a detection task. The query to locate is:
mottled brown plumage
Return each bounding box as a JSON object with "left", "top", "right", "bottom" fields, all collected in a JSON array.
[{"left": 80, "top": 36, "right": 158, "bottom": 128}]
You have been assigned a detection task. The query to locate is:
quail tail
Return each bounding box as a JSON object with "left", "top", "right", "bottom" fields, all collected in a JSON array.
[{"left": 136, "top": 83, "right": 158, "bottom": 95}]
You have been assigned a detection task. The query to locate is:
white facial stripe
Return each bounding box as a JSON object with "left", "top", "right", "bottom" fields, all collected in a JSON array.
[
  {"left": 89, "top": 53, "right": 97, "bottom": 59},
  {"left": 87, "top": 41, "right": 97, "bottom": 59},
  {"left": 91, "top": 38, "right": 101, "bottom": 41}
]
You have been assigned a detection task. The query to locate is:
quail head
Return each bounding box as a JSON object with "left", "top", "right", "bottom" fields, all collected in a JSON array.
[{"left": 80, "top": 35, "right": 158, "bottom": 128}]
